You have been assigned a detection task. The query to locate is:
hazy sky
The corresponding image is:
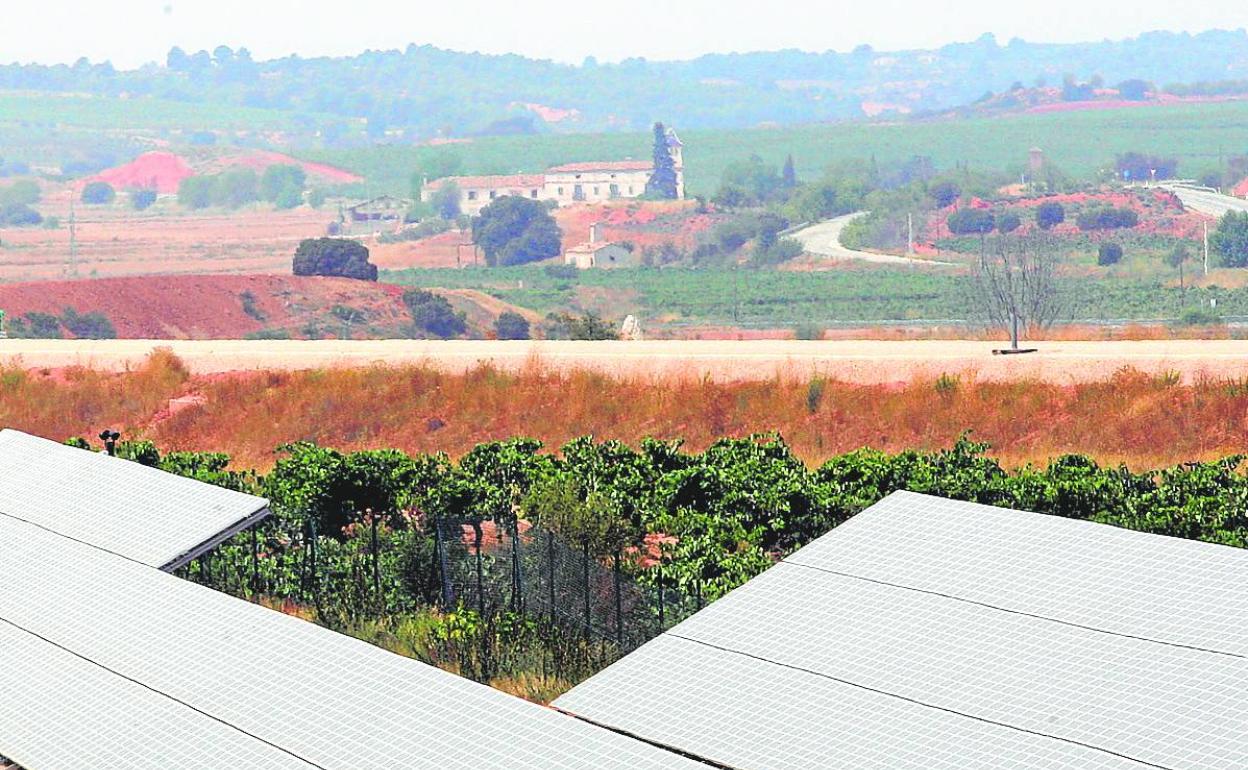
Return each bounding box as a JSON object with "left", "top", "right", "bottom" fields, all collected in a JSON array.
[{"left": 7, "top": 0, "right": 1248, "bottom": 68}]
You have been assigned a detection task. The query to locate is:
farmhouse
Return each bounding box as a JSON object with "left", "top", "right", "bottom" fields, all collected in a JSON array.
[
  {"left": 564, "top": 224, "right": 638, "bottom": 269},
  {"left": 347, "top": 195, "right": 410, "bottom": 222},
  {"left": 421, "top": 128, "right": 684, "bottom": 215}
]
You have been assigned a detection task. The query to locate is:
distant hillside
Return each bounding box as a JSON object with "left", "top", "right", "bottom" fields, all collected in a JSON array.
[{"left": 4, "top": 29, "right": 1248, "bottom": 142}]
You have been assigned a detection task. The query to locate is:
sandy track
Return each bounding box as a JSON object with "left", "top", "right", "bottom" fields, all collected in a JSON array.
[
  {"left": 791, "top": 213, "right": 954, "bottom": 266},
  {"left": 4, "top": 339, "right": 1248, "bottom": 384}
]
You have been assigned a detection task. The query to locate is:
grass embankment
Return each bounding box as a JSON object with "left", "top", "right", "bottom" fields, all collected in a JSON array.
[{"left": 4, "top": 349, "right": 1248, "bottom": 470}]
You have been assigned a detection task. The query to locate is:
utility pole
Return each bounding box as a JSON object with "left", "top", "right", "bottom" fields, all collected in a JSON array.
[{"left": 1204, "top": 220, "right": 1210, "bottom": 276}]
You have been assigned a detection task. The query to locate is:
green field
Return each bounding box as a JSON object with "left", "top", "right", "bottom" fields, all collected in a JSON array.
[
  {"left": 304, "top": 101, "right": 1248, "bottom": 198},
  {"left": 383, "top": 266, "right": 1248, "bottom": 326}
]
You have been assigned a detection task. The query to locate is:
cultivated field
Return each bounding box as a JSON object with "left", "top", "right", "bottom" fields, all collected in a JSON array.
[{"left": 6, "top": 338, "right": 1248, "bottom": 382}]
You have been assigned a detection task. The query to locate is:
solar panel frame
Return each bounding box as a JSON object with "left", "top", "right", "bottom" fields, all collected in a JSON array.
[
  {"left": 0, "top": 514, "right": 702, "bottom": 769},
  {"left": 555, "top": 491, "right": 1248, "bottom": 770},
  {"left": 0, "top": 429, "right": 270, "bottom": 570}
]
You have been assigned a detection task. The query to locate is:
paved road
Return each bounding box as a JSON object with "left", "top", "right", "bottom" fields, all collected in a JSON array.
[
  {"left": 1163, "top": 185, "right": 1248, "bottom": 217},
  {"left": 791, "top": 213, "right": 954, "bottom": 266},
  {"left": 5, "top": 339, "right": 1248, "bottom": 384}
]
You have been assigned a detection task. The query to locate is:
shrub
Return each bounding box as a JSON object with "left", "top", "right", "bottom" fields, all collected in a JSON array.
[
  {"left": 1097, "top": 243, "right": 1123, "bottom": 266},
  {"left": 793, "top": 324, "right": 824, "bottom": 340},
  {"left": 929, "top": 180, "right": 961, "bottom": 208},
  {"left": 261, "top": 164, "right": 307, "bottom": 203},
  {"left": 1076, "top": 207, "right": 1138, "bottom": 231},
  {"left": 239, "top": 291, "right": 266, "bottom": 321},
  {"left": 543, "top": 264, "right": 580, "bottom": 281},
  {"left": 543, "top": 312, "right": 618, "bottom": 340},
  {"left": 131, "top": 188, "right": 157, "bottom": 211},
  {"left": 81, "top": 181, "right": 116, "bottom": 205},
  {"left": 292, "top": 238, "right": 378, "bottom": 281},
  {"left": 0, "top": 203, "right": 42, "bottom": 227},
  {"left": 995, "top": 211, "right": 1022, "bottom": 233},
  {"left": 1176, "top": 307, "right": 1223, "bottom": 326},
  {"left": 7, "top": 311, "right": 62, "bottom": 338},
  {"left": 178, "top": 176, "right": 216, "bottom": 209},
  {"left": 1036, "top": 201, "right": 1065, "bottom": 230},
  {"left": 946, "top": 208, "right": 995, "bottom": 235},
  {"left": 331, "top": 304, "right": 367, "bottom": 324},
  {"left": 59, "top": 307, "right": 116, "bottom": 339},
  {"left": 244, "top": 328, "right": 291, "bottom": 340},
  {"left": 402, "top": 289, "right": 467, "bottom": 338},
  {"left": 495, "top": 311, "right": 531, "bottom": 340}
]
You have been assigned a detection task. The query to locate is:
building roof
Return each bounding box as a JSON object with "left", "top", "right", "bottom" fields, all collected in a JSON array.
[
  {"left": 423, "top": 174, "right": 545, "bottom": 191},
  {"left": 0, "top": 511, "right": 704, "bottom": 770},
  {"left": 0, "top": 429, "right": 270, "bottom": 570},
  {"left": 555, "top": 491, "right": 1248, "bottom": 770},
  {"left": 666, "top": 128, "right": 684, "bottom": 147},
  {"left": 347, "top": 195, "right": 410, "bottom": 211},
  {"left": 565, "top": 240, "right": 623, "bottom": 254},
  {"left": 546, "top": 160, "right": 654, "bottom": 174}
]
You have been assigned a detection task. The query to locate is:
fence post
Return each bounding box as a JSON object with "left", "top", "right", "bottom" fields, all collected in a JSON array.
[
  {"left": 251, "top": 526, "right": 260, "bottom": 596},
  {"left": 547, "top": 530, "right": 556, "bottom": 624},
  {"left": 582, "top": 538, "right": 592, "bottom": 639},
  {"left": 434, "top": 515, "right": 452, "bottom": 607},
  {"left": 613, "top": 550, "right": 623, "bottom": 647}
]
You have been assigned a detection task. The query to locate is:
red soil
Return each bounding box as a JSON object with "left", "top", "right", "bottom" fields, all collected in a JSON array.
[
  {"left": 87, "top": 152, "right": 193, "bottom": 194},
  {"left": 0, "top": 274, "right": 410, "bottom": 338}
]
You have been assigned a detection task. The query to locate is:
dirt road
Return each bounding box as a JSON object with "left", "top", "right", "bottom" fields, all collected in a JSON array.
[
  {"left": 791, "top": 214, "right": 954, "bottom": 266},
  {"left": 1164, "top": 185, "right": 1248, "bottom": 217},
  {"left": 4, "top": 339, "right": 1248, "bottom": 384}
]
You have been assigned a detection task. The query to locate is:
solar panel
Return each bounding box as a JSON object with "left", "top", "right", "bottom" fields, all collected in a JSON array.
[
  {"left": 0, "top": 429, "right": 270, "bottom": 569},
  {"left": 0, "top": 514, "right": 701, "bottom": 769},
  {"left": 555, "top": 491, "right": 1248, "bottom": 770}
]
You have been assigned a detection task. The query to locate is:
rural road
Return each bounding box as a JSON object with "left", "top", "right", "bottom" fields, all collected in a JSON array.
[
  {"left": 1163, "top": 185, "right": 1248, "bottom": 217},
  {"left": 4, "top": 339, "right": 1248, "bottom": 384},
  {"left": 791, "top": 213, "right": 954, "bottom": 266}
]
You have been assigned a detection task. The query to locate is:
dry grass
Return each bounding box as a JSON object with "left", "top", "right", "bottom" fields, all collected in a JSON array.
[{"left": 5, "top": 350, "right": 1248, "bottom": 471}]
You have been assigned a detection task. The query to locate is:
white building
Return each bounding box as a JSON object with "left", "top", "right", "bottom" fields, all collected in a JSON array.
[
  {"left": 421, "top": 129, "right": 684, "bottom": 215},
  {"left": 564, "top": 224, "right": 639, "bottom": 269}
]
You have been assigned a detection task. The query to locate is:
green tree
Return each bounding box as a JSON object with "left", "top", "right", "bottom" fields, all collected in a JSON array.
[
  {"left": 261, "top": 164, "right": 307, "bottom": 203},
  {"left": 81, "top": 181, "right": 116, "bottom": 205},
  {"left": 1211, "top": 211, "right": 1248, "bottom": 268},
  {"left": 494, "top": 311, "right": 531, "bottom": 340},
  {"left": 178, "top": 176, "right": 216, "bottom": 210},
  {"left": 1097, "top": 242, "right": 1123, "bottom": 266},
  {"left": 1166, "top": 243, "right": 1190, "bottom": 289},
  {"left": 644, "top": 122, "right": 679, "bottom": 199},
  {"left": 402, "top": 289, "right": 467, "bottom": 338},
  {"left": 292, "top": 237, "right": 378, "bottom": 280},
  {"left": 0, "top": 180, "right": 40, "bottom": 206},
  {"left": 946, "top": 208, "right": 995, "bottom": 235},
  {"left": 471, "top": 196, "right": 562, "bottom": 267},
  {"left": 59, "top": 307, "right": 116, "bottom": 339},
  {"left": 211, "top": 169, "right": 259, "bottom": 209},
  {"left": 995, "top": 211, "right": 1022, "bottom": 233},
  {"left": 781, "top": 154, "right": 797, "bottom": 188},
  {"left": 130, "top": 188, "right": 157, "bottom": 211},
  {"left": 1036, "top": 201, "right": 1065, "bottom": 230},
  {"left": 929, "top": 180, "right": 961, "bottom": 208},
  {"left": 430, "top": 182, "right": 462, "bottom": 220},
  {"left": 0, "top": 203, "right": 42, "bottom": 227}
]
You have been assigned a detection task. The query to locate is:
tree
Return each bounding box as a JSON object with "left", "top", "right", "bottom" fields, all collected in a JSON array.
[
  {"left": 644, "top": 122, "right": 679, "bottom": 199},
  {"left": 995, "top": 211, "right": 1022, "bottom": 234},
  {"left": 1116, "top": 79, "right": 1152, "bottom": 101},
  {"left": 972, "top": 233, "right": 1062, "bottom": 351},
  {"left": 131, "top": 188, "right": 157, "bottom": 211},
  {"left": 1075, "top": 207, "right": 1138, "bottom": 231},
  {"left": 782, "top": 154, "right": 797, "bottom": 188},
  {"left": 211, "top": 169, "right": 259, "bottom": 208},
  {"left": 1097, "top": 242, "right": 1123, "bottom": 266},
  {"left": 495, "top": 311, "right": 531, "bottom": 340},
  {"left": 81, "top": 181, "right": 116, "bottom": 205},
  {"left": 166, "top": 46, "right": 190, "bottom": 71},
  {"left": 715, "top": 155, "right": 785, "bottom": 207},
  {"left": 430, "top": 181, "right": 461, "bottom": 220},
  {"left": 0, "top": 203, "right": 42, "bottom": 227},
  {"left": 471, "top": 196, "right": 562, "bottom": 267},
  {"left": 1211, "top": 211, "right": 1248, "bottom": 268},
  {"left": 1036, "top": 201, "right": 1065, "bottom": 230},
  {"left": 292, "top": 237, "right": 378, "bottom": 280},
  {"left": 402, "top": 289, "right": 466, "bottom": 338},
  {"left": 947, "top": 208, "right": 995, "bottom": 235},
  {"left": 929, "top": 180, "right": 961, "bottom": 208},
  {"left": 1115, "top": 152, "right": 1177, "bottom": 182},
  {"left": 178, "top": 176, "right": 216, "bottom": 209},
  {"left": 261, "top": 164, "right": 307, "bottom": 203},
  {"left": 1166, "top": 243, "right": 1190, "bottom": 289},
  {"left": 59, "top": 307, "right": 116, "bottom": 339}
]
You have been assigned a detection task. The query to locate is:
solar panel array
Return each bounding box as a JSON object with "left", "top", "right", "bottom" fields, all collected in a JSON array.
[
  {"left": 0, "top": 429, "right": 270, "bottom": 569},
  {"left": 0, "top": 513, "right": 703, "bottom": 769},
  {"left": 555, "top": 491, "right": 1248, "bottom": 770}
]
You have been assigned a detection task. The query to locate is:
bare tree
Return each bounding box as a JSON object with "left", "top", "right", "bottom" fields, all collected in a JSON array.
[{"left": 971, "top": 233, "right": 1063, "bottom": 350}]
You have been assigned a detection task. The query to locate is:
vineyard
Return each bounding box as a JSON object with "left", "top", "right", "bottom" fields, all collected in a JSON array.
[
  {"left": 383, "top": 265, "right": 1248, "bottom": 326},
  {"left": 98, "top": 430, "right": 1248, "bottom": 702}
]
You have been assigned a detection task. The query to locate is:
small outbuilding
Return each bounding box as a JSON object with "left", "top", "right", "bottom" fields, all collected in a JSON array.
[
  {"left": 347, "top": 195, "right": 410, "bottom": 223},
  {"left": 564, "top": 224, "right": 638, "bottom": 269}
]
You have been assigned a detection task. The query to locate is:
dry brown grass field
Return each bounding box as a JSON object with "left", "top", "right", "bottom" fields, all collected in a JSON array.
[{"left": 3, "top": 346, "right": 1247, "bottom": 471}]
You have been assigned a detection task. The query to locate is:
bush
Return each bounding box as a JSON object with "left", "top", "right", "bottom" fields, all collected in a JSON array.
[
  {"left": 81, "top": 181, "right": 116, "bottom": 205},
  {"left": 244, "top": 328, "right": 292, "bottom": 340},
  {"left": 0, "top": 203, "right": 42, "bottom": 227},
  {"left": 59, "top": 307, "right": 116, "bottom": 339},
  {"left": 292, "top": 238, "right": 378, "bottom": 281},
  {"left": 1036, "top": 201, "right": 1065, "bottom": 230},
  {"left": 178, "top": 176, "right": 216, "bottom": 210},
  {"left": 929, "top": 180, "right": 961, "bottom": 208},
  {"left": 0, "top": 179, "right": 40, "bottom": 206},
  {"left": 261, "top": 164, "right": 307, "bottom": 204},
  {"left": 6, "top": 311, "right": 62, "bottom": 338},
  {"left": 307, "top": 188, "right": 328, "bottom": 209},
  {"left": 1211, "top": 211, "right": 1248, "bottom": 268},
  {"left": 1176, "top": 307, "right": 1223, "bottom": 326},
  {"left": 543, "top": 264, "right": 580, "bottom": 281},
  {"left": 1097, "top": 243, "right": 1124, "bottom": 266},
  {"left": 131, "top": 188, "right": 157, "bottom": 211},
  {"left": 273, "top": 186, "right": 303, "bottom": 210},
  {"left": 402, "top": 289, "right": 467, "bottom": 338},
  {"left": 995, "top": 211, "right": 1021, "bottom": 233},
  {"left": 542, "top": 312, "right": 618, "bottom": 340},
  {"left": 946, "top": 208, "right": 995, "bottom": 235},
  {"left": 239, "top": 290, "right": 266, "bottom": 321},
  {"left": 1076, "top": 207, "right": 1138, "bottom": 231},
  {"left": 495, "top": 311, "right": 531, "bottom": 340}
]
